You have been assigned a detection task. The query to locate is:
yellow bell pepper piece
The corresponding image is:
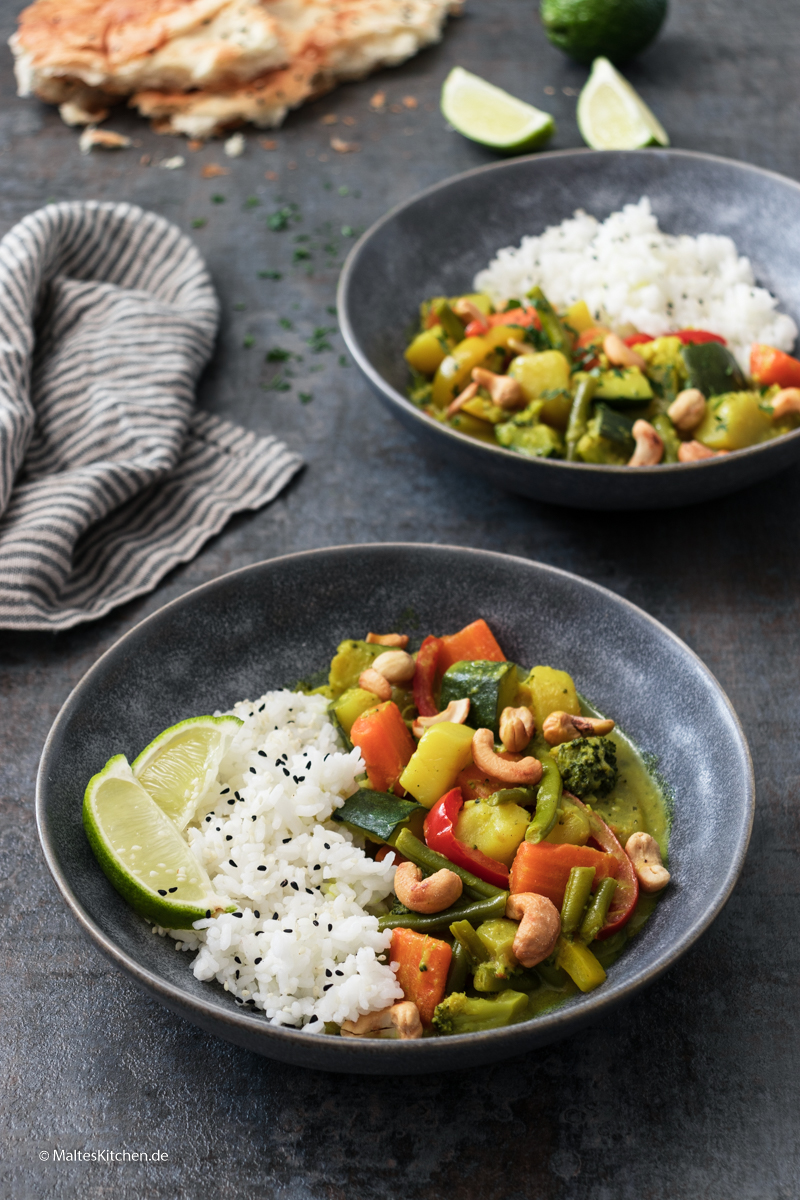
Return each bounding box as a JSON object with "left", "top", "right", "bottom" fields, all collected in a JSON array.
[
  {"left": 556, "top": 937, "right": 607, "bottom": 992},
  {"left": 563, "top": 299, "right": 595, "bottom": 334},
  {"left": 399, "top": 722, "right": 475, "bottom": 808}
]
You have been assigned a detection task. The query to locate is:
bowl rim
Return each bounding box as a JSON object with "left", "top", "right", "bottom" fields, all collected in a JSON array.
[
  {"left": 337, "top": 146, "right": 800, "bottom": 478},
  {"left": 36, "top": 542, "right": 756, "bottom": 1065}
]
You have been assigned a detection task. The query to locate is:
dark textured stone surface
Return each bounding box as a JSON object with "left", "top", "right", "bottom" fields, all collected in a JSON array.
[{"left": 1, "top": 0, "right": 799, "bottom": 1194}]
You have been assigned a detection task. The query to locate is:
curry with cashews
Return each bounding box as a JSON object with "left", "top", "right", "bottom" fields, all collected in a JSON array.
[
  {"left": 404, "top": 287, "right": 800, "bottom": 467},
  {"left": 307, "top": 617, "right": 671, "bottom": 1037}
]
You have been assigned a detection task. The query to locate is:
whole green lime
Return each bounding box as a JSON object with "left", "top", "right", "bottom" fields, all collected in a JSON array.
[{"left": 540, "top": 0, "right": 668, "bottom": 65}]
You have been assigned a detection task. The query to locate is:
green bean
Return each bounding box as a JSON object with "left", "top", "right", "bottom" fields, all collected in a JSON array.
[
  {"left": 393, "top": 830, "right": 505, "bottom": 900},
  {"left": 560, "top": 866, "right": 596, "bottom": 935},
  {"left": 566, "top": 375, "right": 598, "bottom": 461},
  {"left": 579, "top": 877, "right": 617, "bottom": 944},
  {"left": 449, "top": 918, "right": 491, "bottom": 965},
  {"left": 526, "top": 286, "right": 570, "bottom": 355},
  {"left": 377, "top": 891, "right": 507, "bottom": 934},
  {"left": 651, "top": 412, "right": 681, "bottom": 463},
  {"left": 525, "top": 759, "right": 562, "bottom": 843},
  {"left": 433, "top": 299, "right": 466, "bottom": 343},
  {"left": 445, "top": 940, "right": 470, "bottom": 996}
]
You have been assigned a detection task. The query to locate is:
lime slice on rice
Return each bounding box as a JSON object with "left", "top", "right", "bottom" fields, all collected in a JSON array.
[
  {"left": 441, "top": 66, "right": 555, "bottom": 153},
  {"left": 577, "top": 57, "right": 669, "bottom": 150},
  {"left": 131, "top": 715, "right": 242, "bottom": 830},
  {"left": 83, "top": 755, "right": 230, "bottom": 927}
]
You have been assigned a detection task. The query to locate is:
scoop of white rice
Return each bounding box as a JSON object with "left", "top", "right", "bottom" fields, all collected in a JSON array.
[
  {"left": 162, "top": 690, "right": 403, "bottom": 1031},
  {"left": 474, "top": 197, "right": 797, "bottom": 372}
]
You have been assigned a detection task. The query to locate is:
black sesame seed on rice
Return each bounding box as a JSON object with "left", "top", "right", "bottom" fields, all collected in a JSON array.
[
  {"left": 258, "top": 704, "right": 265, "bottom": 712},
  {"left": 291, "top": 881, "right": 299, "bottom": 891},
  {"left": 282, "top": 768, "right": 290, "bottom": 777},
  {"left": 235, "top": 970, "right": 239, "bottom": 979},
  {"left": 280, "top": 879, "right": 288, "bottom": 887},
  {"left": 272, "top": 913, "right": 279, "bottom": 920},
  {"left": 325, "top": 969, "right": 332, "bottom": 977},
  {"left": 313, "top": 920, "right": 319, "bottom": 927},
  {"left": 206, "top": 910, "right": 211, "bottom": 918},
  {"left": 308, "top": 1015, "right": 318, "bottom": 1023},
  {"left": 233, "top": 912, "right": 243, "bottom": 918},
  {"left": 229, "top": 859, "right": 237, "bottom": 867},
  {"left": 226, "top": 835, "right": 232, "bottom": 841},
  {"left": 234, "top": 956, "right": 241, "bottom": 964},
  {"left": 158, "top": 889, "right": 167, "bottom": 896},
  {"left": 249, "top": 767, "right": 257, "bottom": 774},
  {"left": 205, "top": 816, "right": 212, "bottom": 822},
  {"left": 254, "top": 911, "right": 260, "bottom": 918},
  {"left": 313, "top": 864, "right": 321, "bottom": 871},
  {"left": 335, "top": 970, "right": 343, "bottom": 977},
  {"left": 227, "top": 799, "right": 236, "bottom": 806},
  {"left": 220, "top": 788, "right": 230, "bottom": 794},
  {"left": 282, "top": 838, "right": 291, "bottom": 844},
  {"left": 257, "top": 865, "right": 267, "bottom": 872},
  {"left": 283, "top": 929, "right": 292, "bottom": 934},
  {"left": 254, "top": 957, "right": 262, "bottom": 965},
  {"left": 327, "top": 924, "right": 332, "bottom": 932},
  {"left": 258, "top": 750, "right": 267, "bottom": 757},
  {"left": 323, "top": 984, "right": 333, "bottom": 991},
  {"left": 305, "top": 888, "right": 313, "bottom": 895},
  {"left": 169, "top": 887, "right": 177, "bottom": 893}
]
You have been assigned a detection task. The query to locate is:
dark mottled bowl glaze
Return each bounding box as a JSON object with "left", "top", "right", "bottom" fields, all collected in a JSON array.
[
  {"left": 37, "top": 545, "right": 753, "bottom": 1074},
  {"left": 338, "top": 149, "right": 800, "bottom": 510}
]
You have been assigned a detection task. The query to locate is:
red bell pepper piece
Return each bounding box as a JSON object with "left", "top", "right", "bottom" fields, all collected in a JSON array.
[
  {"left": 464, "top": 307, "right": 542, "bottom": 338},
  {"left": 568, "top": 794, "right": 639, "bottom": 939},
  {"left": 623, "top": 329, "right": 726, "bottom": 348},
  {"left": 750, "top": 343, "right": 800, "bottom": 388},
  {"left": 412, "top": 635, "right": 442, "bottom": 717},
  {"left": 623, "top": 333, "right": 654, "bottom": 346},
  {"left": 423, "top": 787, "right": 510, "bottom": 889}
]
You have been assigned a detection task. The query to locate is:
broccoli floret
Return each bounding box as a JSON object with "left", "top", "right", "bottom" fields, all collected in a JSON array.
[
  {"left": 553, "top": 736, "right": 618, "bottom": 798},
  {"left": 432, "top": 990, "right": 528, "bottom": 1035}
]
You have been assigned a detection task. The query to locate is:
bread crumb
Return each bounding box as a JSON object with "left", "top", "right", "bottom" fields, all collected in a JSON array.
[
  {"left": 201, "top": 162, "right": 229, "bottom": 177},
  {"left": 79, "top": 127, "right": 131, "bottom": 154},
  {"left": 331, "top": 137, "right": 359, "bottom": 153},
  {"left": 224, "top": 132, "right": 245, "bottom": 157},
  {"left": 402, "top": 96, "right": 417, "bottom": 109},
  {"left": 369, "top": 91, "right": 386, "bottom": 111},
  {"left": 159, "top": 155, "right": 185, "bottom": 169},
  {"left": 187, "top": 139, "right": 204, "bottom": 151},
  {"left": 265, "top": 170, "right": 278, "bottom": 180},
  {"left": 260, "top": 139, "right": 277, "bottom": 150},
  {"left": 321, "top": 113, "right": 337, "bottom": 125}
]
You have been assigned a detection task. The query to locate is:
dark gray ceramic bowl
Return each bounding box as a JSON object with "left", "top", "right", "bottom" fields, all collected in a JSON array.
[
  {"left": 338, "top": 149, "right": 800, "bottom": 510},
  {"left": 37, "top": 544, "right": 753, "bottom": 1074}
]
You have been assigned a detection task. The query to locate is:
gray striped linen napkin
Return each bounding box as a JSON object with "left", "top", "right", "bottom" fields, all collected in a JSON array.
[{"left": 0, "top": 201, "right": 302, "bottom": 632}]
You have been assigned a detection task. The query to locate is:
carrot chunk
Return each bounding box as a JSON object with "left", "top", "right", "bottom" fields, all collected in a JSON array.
[
  {"left": 390, "top": 928, "right": 452, "bottom": 1026},
  {"left": 350, "top": 701, "right": 416, "bottom": 796},
  {"left": 510, "top": 841, "right": 616, "bottom": 909},
  {"left": 438, "top": 618, "right": 506, "bottom": 675}
]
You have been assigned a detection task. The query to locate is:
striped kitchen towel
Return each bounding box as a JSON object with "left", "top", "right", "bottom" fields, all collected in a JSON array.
[{"left": 0, "top": 201, "right": 302, "bottom": 631}]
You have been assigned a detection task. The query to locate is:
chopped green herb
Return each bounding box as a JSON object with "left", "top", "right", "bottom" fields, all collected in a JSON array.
[
  {"left": 211, "top": 194, "right": 226, "bottom": 204},
  {"left": 324, "top": 242, "right": 339, "bottom": 256},
  {"left": 242, "top": 334, "right": 255, "bottom": 349},
  {"left": 341, "top": 225, "right": 354, "bottom": 237},
  {"left": 307, "top": 326, "right": 336, "bottom": 353},
  {"left": 299, "top": 392, "right": 313, "bottom": 404},
  {"left": 244, "top": 196, "right": 261, "bottom": 208},
  {"left": 293, "top": 248, "right": 312, "bottom": 262},
  {"left": 323, "top": 181, "right": 333, "bottom": 191},
  {"left": 233, "top": 302, "right": 246, "bottom": 311},
  {"left": 263, "top": 373, "right": 292, "bottom": 392},
  {"left": 338, "top": 355, "right": 350, "bottom": 368},
  {"left": 266, "top": 347, "right": 291, "bottom": 362},
  {"left": 257, "top": 270, "right": 282, "bottom": 280},
  {"left": 327, "top": 306, "right": 337, "bottom": 316},
  {"left": 191, "top": 217, "right": 207, "bottom": 228},
  {"left": 294, "top": 234, "right": 310, "bottom": 242},
  {"left": 268, "top": 203, "right": 300, "bottom": 231},
  {"left": 338, "top": 185, "right": 350, "bottom": 196},
  {"left": 279, "top": 318, "right": 293, "bottom": 330}
]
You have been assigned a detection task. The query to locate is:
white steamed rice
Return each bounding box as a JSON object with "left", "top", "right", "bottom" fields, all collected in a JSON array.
[
  {"left": 474, "top": 196, "right": 797, "bottom": 372},
  {"left": 161, "top": 690, "right": 403, "bottom": 1031}
]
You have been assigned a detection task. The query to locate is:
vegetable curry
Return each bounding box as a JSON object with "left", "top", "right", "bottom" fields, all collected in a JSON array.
[
  {"left": 404, "top": 289, "right": 800, "bottom": 466},
  {"left": 310, "top": 619, "right": 671, "bottom": 1038}
]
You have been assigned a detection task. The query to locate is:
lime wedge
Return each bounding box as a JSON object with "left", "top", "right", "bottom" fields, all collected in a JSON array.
[
  {"left": 83, "top": 755, "right": 229, "bottom": 927},
  {"left": 577, "top": 57, "right": 669, "bottom": 150},
  {"left": 131, "top": 715, "right": 242, "bottom": 830},
  {"left": 441, "top": 66, "right": 555, "bottom": 153}
]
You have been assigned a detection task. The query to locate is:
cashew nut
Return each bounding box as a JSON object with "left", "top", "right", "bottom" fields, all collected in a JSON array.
[
  {"left": 358, "top": 667, "right": 392, "bottom": 700},
  {"left": 446, "top": 380, "right": 479, "bottom": 418},
  {"left": 625, "top": 831, "right": 670, "bottom": 893},
  {"left": 770, "top": 387, "right": 800, "bottom": 419},
  {"left": 393, "top": 861, "right": 463, "bottom": 913},
  {"left": 498, "top": 706, "right": 535, "bottom": 753},
  {"left": 366, "top": 632, "right": 409, "bottom": 648},
  {"left": 505, "top": 892, "right": 561, "bottom": 967},
  {"left": 471, "top": 728, "right": 543, "bottom": 785},
  {"left": 451, "top": 297, "right": 489, "bottom": 331},
  {"left": 542, "top": 710, "right": 615, "bottom": 746},
  {"left": 628, "top": 419, "right": 664, "bottom": 466},
  {"left": 668, "top": 388, "right": 706, "bottom": 432},
  {"left": 412, "top": 698, "right": 470, "bottom": 739},
  {"left": 372, "top": 649, "right": 415, "bottom": 684},
  {"left": 471, "top": 366, "right": 526, "bottom": 409},
  {"left": 603, "top": 333, "right": 647, "bottom": 370},
  {"left": 678, "top": 439, "right": 717, "bottom": 462},
  {"left": 341, "top": 1001, "right": 423, "bottom": 1040}
]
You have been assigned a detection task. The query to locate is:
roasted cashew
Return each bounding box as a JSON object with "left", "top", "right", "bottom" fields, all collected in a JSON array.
[
  {"left": 506, "top": 892, "right": 561, "bottom": 967},
  {"left": 542, "top": 710, "right": 615, "bottom": 747},
  {"left": 770, "top": 387, "right": 800, "bottom": 419},
  {"left": 498, "top": 706, "right": 535, "bottom": 753},
  {"left": 341, "top": 1001, "right": 423, "bottom": 1039},
  {"left": 678, "top": 439, "right": 717, "bottom": 462},
  {"left": 366, "top": 632, "right": 409, "bottom": 648},
  {"left": 625, "top": 831, "right": 670, "bottom": 892},
  {"left": 358, "top": 667, "right": 392, "bottom": 701},
  {"left": 628, "top": 419, "right": 664, "bottom": 466},
  {"left": 372, "top": 649, "right": 415, "bottom": 684},
  {"left": 668, "top": 388, "right": 706, "bottom": 432},
  {"left": 412, "top": 698, "right": 470, "bottom": 739},
  {"left": 451, "top": 297, "right": 489, "bottom": 331},
  {"left": 446, "top": 380, "right": 479, "bottom": 418},
  {"left": 393, "top": 861, "right": 463, "bottom": 913},
  {"left": 471, "top": 366, "right": 526, "bottom": 409},
  {"left": 472, "top": 728, "right": 543, "bottom": 785},
  {"left": 603, "top": 333, "right": 646, "bottom": 370}
]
